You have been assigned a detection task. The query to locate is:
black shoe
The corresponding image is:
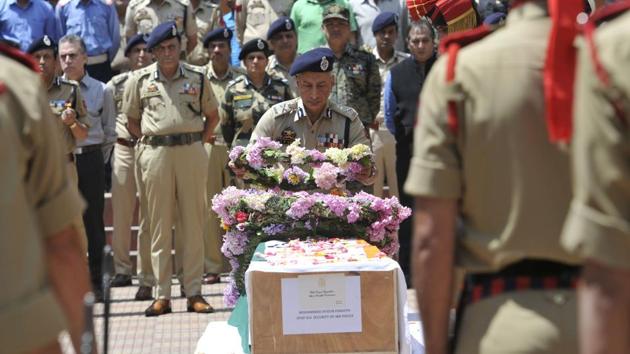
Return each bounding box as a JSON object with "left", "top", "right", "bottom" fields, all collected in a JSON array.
[
  {"left": 135, "top": 286, "right": 154, "bottom": 301},
  {"left": 110, "top": 274, "right": 132, "bottom": 287}
]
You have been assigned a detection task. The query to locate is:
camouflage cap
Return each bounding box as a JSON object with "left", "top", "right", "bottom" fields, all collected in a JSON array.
[{"left": 322, "top": 4, "right": 350, "bottom": 23}]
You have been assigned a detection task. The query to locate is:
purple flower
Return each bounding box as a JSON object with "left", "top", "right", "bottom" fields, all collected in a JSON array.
[
  {"left": 255, "top": 136, "right": 282, "bottom": 150},
  {"left": 286, "top": 197, "right": 316, "bottom": 219},
  {"left": 262, "top": 223, "right": 286, "bottom": 236},
  {"left": 283, "top": 166, "right": 309, "bottom": 186},
  {"left": 223, "top": 282, "right": 240, "bottom": 307},
  {"left": 346, "top": 203, "right": 361, "bottom": 223},
  {"left": 309, "top": 150, "right": 326, "bottom": 162},
  {"left": 228, "top": 145, "right": 246, "bottom": 161},
  {"left": 221, "top": 229, "right": 249, "bottom": 257},
  {"left": 246, "top": 146, "right": 264, "bottom": 169},
  {"left": 321, "top": 194, "right": 347, "bottom": 218},
  {"left": 344, "top": 161, "right": 364, "bottom": 181},
  {"left": 313, "top": 162, "right": 340, "bottom": 190}
]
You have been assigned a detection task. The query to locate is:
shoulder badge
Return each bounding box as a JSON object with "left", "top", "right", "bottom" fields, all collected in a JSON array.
[
  {"left": 329, "top": 100, "right": 358, "bottom": 121},
  {"left": 280, "top": 127, "right": 297, "bottom": 144}
]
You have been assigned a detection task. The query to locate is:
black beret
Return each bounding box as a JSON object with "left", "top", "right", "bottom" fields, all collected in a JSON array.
[
  {"left": 26, "top": 35, "right": 56, "bottom": 54},
  {"left": 125, "top": 33, "right": 148, "bottom": 56},
  {"left": 372, "top": 12, "right": 398, "bottom": 33},
  {"left": 146, "top": 21, "right": 180, "bottom": 51},
  {"left": 238, "top": 38, "right": 270, "bottom": 60},
  {"left": 203, "top": 27, "right": 232, "bottom": 48},
  {"left": 288, "top": 47, "right": 334, "bottom": 76},
  {"left": 267, "top": 17, "right": 295, "bottom": 39}
]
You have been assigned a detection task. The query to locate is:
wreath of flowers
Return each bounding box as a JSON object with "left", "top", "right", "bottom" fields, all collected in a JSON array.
[
  {"left": 212, "top": 187, "right": 411, "bottom": 307},
  {"left": 227, "top": 137, "right": 374, "bottom": 191}
]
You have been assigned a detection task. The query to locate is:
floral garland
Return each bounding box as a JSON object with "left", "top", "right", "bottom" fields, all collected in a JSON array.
[
  {"left": 228, "top": 137, "right": 373, "bottom": 191},
  {"left": 212, "top": 187, "right": 411, "bottom": 306}
]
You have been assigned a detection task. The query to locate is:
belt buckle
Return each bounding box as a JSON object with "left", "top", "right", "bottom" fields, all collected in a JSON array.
[{"left": 75, "top": 147, "right": 83, "bottom": 154}]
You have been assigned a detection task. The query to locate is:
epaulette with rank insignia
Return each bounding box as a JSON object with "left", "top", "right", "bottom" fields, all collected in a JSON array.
[
  {"left": 58, "top": 77, "right": 80, "bottom": 88},
  {"left": 329, "top": 100, "right": 359, "bottom": 121},
  {"left": 0, "top": 43, "right": 40, "bottom": 72},
  {"left": 111, "top": 72, "right": 130, "bottom": 86},
  {"left": 271, "top": 98, "right": 299, "bottom": 117},
  {"left": 438, "top": 24, "right": 494, "bottom": 135},
  {"left": 583, "top": 0, "right": 630, "bottom": 125},
  {"left": 226, "top": 76, "right": 245, "bottom": 89},
  {"left": 183, "top": 62, "right": 207, "bottom": 74}
]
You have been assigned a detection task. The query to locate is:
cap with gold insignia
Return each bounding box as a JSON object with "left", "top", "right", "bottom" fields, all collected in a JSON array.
[
  {"left": 146, "top": 21, "right": 181, "bottom": 51},
  {"left": 26, "top": 35, "right": 57, "bottom": 54},
  {"left": 125, "top": 33, "right": 149, "bottom": 56},
  {"left": 203, "top": 27, "right": 233, "bottom": 48},
  {"left": 238, "top": 38, "right": 270, "bottom": 60},
  {"left": 289, "top": 47, "right": 335, "bottom": 76},
  {"left": 322, "top": 4, "right": 350, "bottom": 23},
  {"left": 267, "top": 16, "right": 296, "bottom": 40}
]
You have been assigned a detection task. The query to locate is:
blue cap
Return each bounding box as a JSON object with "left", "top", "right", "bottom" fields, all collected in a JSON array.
[
  {"left": 125, "top": 33, "right": 148, "bottom": 56},
  {"left": 483, "top": 12, "right": 506, "bottom": 25},
  {"left": 372, "top": 12, "right": 398, "bottom": 33},
  {"left": 146, "top": 21, "right": 180, "bottom": 51},
  {"left": 289, "top": 47, "right": 334, "bottom": 76},
  {"left": 267, "top": 17, "right": 295, "bottom": 39},
  {"left": 238, "top": 38, "right": 270, "bottom": 60},
  {"left": 26, "top": 35, "right": 56, "bottom": 54},
  {"left": 203, "top": 27, "right": 232, "bottom": 48}
]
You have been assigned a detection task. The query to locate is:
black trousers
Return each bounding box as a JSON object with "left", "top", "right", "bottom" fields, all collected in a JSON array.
[
  {"left": 86, "top": 61, "right": 114, "bottom": 83},
  {"left": 396, "top": 139, "right": 414, "bottom": 285},
  {"left": 76, "top": 149, "right": 106, "bottom": 291}
]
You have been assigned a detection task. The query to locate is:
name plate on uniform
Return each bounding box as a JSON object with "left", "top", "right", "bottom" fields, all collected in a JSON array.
[{"left": 281, "top": 274, "right": 362, "bottom": 335}]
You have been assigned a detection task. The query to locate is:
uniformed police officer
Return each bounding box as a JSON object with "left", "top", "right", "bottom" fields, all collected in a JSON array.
[
  {"left": 266, "top": 16, "right": 298, "bottom": 93},
  {"left": 201, "top": 27, "right": 243, "bottom": 284},
  {"left": 562, "top": 6, "right": 630, "bottom": 354},
  {"left": 107, "top": 34, "right": 156, "bottom": 300},
  {"left": 187, "top": 0, "right": 222, "bottom": 65},
  {"left": 27, "top": 36, "right": 91, "bottom": 254},
  {"left": 221, "top": 38, "right": 293, "bottom": 147},
  {"left": 252, "top": 47, "right": 373, "bottom": 188},
  {"left": 322, "top": 3, "right": 381, "bottom": 128},
  {"left": 235, "top": 0, "right": 293, "bottom": 44},
  {"left": 124, "top": 0, "right": 198, "bottom": 55},
  {"left": 0, "top": 43, "right": 91, "bottom": 354},
  {"left": 405, "top": 1, "right": 582, "bottom": 353},
  {"left": 122, "top": 21, "right": 220, "bottom": 316}
]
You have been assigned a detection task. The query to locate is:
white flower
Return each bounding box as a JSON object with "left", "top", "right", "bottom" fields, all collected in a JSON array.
[
  {"left": 348, "top": 144, "right": 371, "bottom": 160},
  {"left": 325, "top": 147, "right": 348, "bottom": 166},
  {"left": 286, "top": 139, "right": 307, "bottom": 164}
]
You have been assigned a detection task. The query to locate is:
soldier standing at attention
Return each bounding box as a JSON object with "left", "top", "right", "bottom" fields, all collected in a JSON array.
[
  {"left": 202, "top": 27, "right": 243, "bottom": 284},
  {"left": 123, "top": 21, "right": 219, "bottom": 316},
  {"left": 0, "top": 43, "right": 91, "bottom": 354},
  {"left": 266, "top": 16, "right": 298, "bottom": 94},
  {"left": 186, "top": 0, "right": 222, "bottom": 65},
  {"left": 107, "top": 34, "right": 157, "bottom": 303},
  {"left": 322, "top": 4, "right": 380, "bottom": 129},
  {"left": 561, "top": 4, "right": 630, "bottom": 354},
  {"left": 406, "top": 1, "right": 583, "bottom": 353},
  {"left": 124, "top": 0, "right": 198, "bottom": 55},
  {"left": 27, "top": 35, "right": 90, "bottom": 254},
  {"left": 221, "top": 38, "right": 292, "bottom": 147}
]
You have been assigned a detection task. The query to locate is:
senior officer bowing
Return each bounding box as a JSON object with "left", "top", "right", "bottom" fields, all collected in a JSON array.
[
  {"left": 252, "top": 47, "right": 373, "bottom": 185},
  {"left": 221, "top": 38, "right": 293, "bottom": 147},
  {"left": 122, "top": 21, "right": 219, "bottom": 316}
]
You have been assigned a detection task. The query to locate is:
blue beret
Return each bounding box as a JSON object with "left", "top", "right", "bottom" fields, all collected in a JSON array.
[
  {"left": 238, "top": 38, "right": 270, "bottom": 60},
  {"left": 372, "top": 12, "right": 398, "bottom": 33},
  {"left": 483, "top": 12, "right": 506, "bottom": 25},
  {"left": 125, "top": 33, "right": 148, "bottom": 56},
  {"left": 267, "top": 17, "right": 295, "bottom": 39},
  {"left": 146, "top": 21, "right": 180, "bottom": 51},
  {"left": 203, "top": 27, "right": 232, "bottom": 48},
  {"left": 26, "top": 35, "right": 56, "bottom": 54},
  {"left": 289, "top": 47, "right": 334, "bottom": 76}
]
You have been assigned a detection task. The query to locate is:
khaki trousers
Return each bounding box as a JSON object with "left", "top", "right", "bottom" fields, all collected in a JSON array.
[
  {"left": 111, "top": 143, "right": 154, "bottom": 286},
  {"left": 137, "top": 142, "right": 208, "bottom": 299},
  {"left": 370, "top": 128, "right": 398, "bottom": 198},
  {"left": 204, "top": 143, "right": 230, "bottom": 274},
  {"left": 455, "top": 289, "right": 578, "bottom": 354},
  {"left": 67, "top": 161, "right": 88, "bottom": 255}
]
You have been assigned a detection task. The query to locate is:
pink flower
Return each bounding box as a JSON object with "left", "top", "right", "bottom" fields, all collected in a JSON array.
[{"left": 313, "top": 162, "right": 340, "bottom": 190}]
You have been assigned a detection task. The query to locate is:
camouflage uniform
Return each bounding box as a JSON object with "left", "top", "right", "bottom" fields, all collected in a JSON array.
[
  {"left": 220, "top": 74, "right": 293, "bottom": 146},
  {"left": 330, "top": 44, "right": 381, "bottom": 126},
  {"left": 187, "top": 0, "right": 222, "bottom": 65},
  {"left": 266, "top": 54, "right": 297, "bottom": 94}
]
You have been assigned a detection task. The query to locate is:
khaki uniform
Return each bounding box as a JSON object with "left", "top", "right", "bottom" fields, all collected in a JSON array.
[
  {"left": 125, "top": 0, "right": 197, "bottom": 55},
  {"left": 251, "top": 97, "right": 369, "bottom": 149},
  {"left": 0, "top": 55, "right": 84, "bottom": 353},
  {"left": 106, "top": 72, "right": 155, "bottom": 286},
  {"left": 403, "top": 3, "right": 579, "bottom": 353},
  {"left": 235, "top": 0, "right": 293, "bottom": 43},
  {"left": 46, "top": 76, "right": 89, "bottom": 253},
  {"left": 266, "top": 54, "right": 297, "bottom": 94},
  {"left": 123, "top": 62, "right": 218, "bottom": 299},
  {"left": 204, "top": 64, "right": 243, "bottom": 274},
  {"left": 562, "top": 11, "right": 630, "bottom": 271},
  {"left": 330, "top": 44, "right": 381, "bottom": 126},
  {"left": 187, "top": 0, "right": 222, "bottom": 65},
  {"left": 221, "top": 74, "right": 293, "bottom": 146}
]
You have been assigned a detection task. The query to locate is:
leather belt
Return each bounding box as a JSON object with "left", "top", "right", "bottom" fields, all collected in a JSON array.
[
  {"left": 116, "top": 137, "right": 137, "bottom": 148},
  {"left": 87, "top": 53, "right": 108, "bottom": 65},
  {"left": 74, "top": 144, "right": 102, "bottom": 155},
  {"left": 142, "top": 132, "right": 203, "bottom": 147}
]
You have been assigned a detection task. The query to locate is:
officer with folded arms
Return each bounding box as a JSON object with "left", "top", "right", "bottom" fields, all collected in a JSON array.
[{"left": 122, "top": 21, "right": 220, "bottom": 316}]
